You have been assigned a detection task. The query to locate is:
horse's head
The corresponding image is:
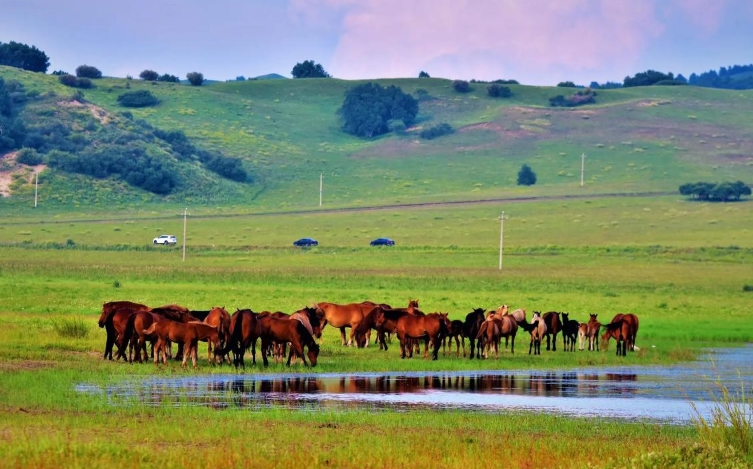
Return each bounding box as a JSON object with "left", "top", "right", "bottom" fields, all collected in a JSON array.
[
  {"left": 532, "top": 311, "right": 542, "bottom": 320},
  {"left": 307, "top": 343, "right": 320, "bottom": 367},
  {"left": 562, "top": 312, "right": 570, "bottom": 323},
  {"left": 589, "top": 313, "right": 598, "bottom": 321},
  {"left": 496, "top": 304, "right": 509, "bottom": 315}
]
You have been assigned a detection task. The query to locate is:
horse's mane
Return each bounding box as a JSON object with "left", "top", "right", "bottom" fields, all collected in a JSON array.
[{"left": 189, "top": 310, "right": 211, "bottom": 321}]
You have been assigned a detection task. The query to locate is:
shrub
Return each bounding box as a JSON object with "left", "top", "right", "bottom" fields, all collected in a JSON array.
[
  {"left": 418, "top": 71, "right": 430, "bottom": 78},
  {"left": 557, "top": 81, "right": 577, "bottom": 87},
  {"left": 51, "top": 70, "right": 68, "bottom": 76},
  {"left": 139, "top": 69, "right": 159, "bottom": 81},
  {"left": 16, "top": 148, "right": 43, "bottom": 165},
  {"left": 291, "top": 60, "right": 330, "bottom": 78},
  {"left": 419, "top": 123, "right": 454, "bottom": 140},
  {"left": 76, "top": 77, "right": 93, "bottom": 89},
  {"left": 452, "top": 80, "right": 471, "bottom": 93},
  {"left": 58, "top": 74, "right": 79, "bottom": 87},
  {"left": 339, "top": 82, "right": 418, "bottom": 138},
  {"left": 186, "top": 71, "right": 204, "bottom": 86},
  {"left": 549, "top": 88, "right": 597, "bottom": 107},
  {"left": 743, "top": 285, "right": 753, "bottom": 292},
  {"left": 517, "top": 164, "right": 537, "bottom": 186},
  {"left": 117, "top": 90, "right": 159, "bottom": 108},
  {"left": 53, "top": 317, "right": 89, "bottom": 339},
  {"left": 75, "top": 65, "right": 102, "bottom": 79},
  {"left": 487, "top": 84, "right": 512, "bottom": 98},
  {"left": 157, "top": 74, "right": 180, "bottom": 83}
]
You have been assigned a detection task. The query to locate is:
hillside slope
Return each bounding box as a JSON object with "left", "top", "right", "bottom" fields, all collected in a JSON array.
[{"left": 1, "top": 66, "right": 752, "bottom": 211}]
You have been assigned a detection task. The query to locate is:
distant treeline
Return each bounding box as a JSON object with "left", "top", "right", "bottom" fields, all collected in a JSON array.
[
  {"left": 688, "top": 64, "right": 753, "bottom": 90},
  {"left": 679, "top": 181, "right": 751, "bottom": 202}
]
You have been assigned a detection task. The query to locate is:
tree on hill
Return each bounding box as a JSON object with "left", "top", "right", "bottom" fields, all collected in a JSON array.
[
  {"left": 452, "top": 80, "right": 471, "bottom": 93},
  {"left": 679, "top": 181, "right": 751, "bottom": 201},
  {"left": 418, "top": 71, "right": 430, "bottom": 78},
  {"left": 0, "top": 41, "right": 49, "bottom": 73},
  {"left": 487, "top": 84, "right": 512, "bottom": 98},
  {"left": 557, "top": 81, "right": 577, "bottom": 87},
  {"left": 157, "top": 73, "right": 180, "bottom": 83},
  {"left": 623, "top": 70, "right": 674, "bottom": 87},
  {"left": 186, "top": 72, "right": 204, "bottom": 86},
  {"left": 139, "top": 70, "right": 159, "bottom": 81},
  {"left": 517, "top": 164, "right": 537, "bottom": 186},
  {"left": 291, "top": 60, "right": 330, "bottom": 78},
  {"left": 117, "top": 90, "right": 159, "bottom": 108},
  {"left": 339, "top": 82, "right": 418, "bottom": 138},
  {"left": 76, "top": 65, "right": 102, "bottom": 79}
]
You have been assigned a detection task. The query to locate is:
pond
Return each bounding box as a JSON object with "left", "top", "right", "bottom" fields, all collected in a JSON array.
[{"left": 77, "top": 346, "right": 753, "bottom": 423}]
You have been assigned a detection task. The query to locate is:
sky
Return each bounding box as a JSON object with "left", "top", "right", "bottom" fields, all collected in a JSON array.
[{"left": 2, "top": 0, "right": 752, "bottom": 86}]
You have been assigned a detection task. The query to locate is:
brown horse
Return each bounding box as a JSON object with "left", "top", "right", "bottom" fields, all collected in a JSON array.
[
  {"left": 586, "top": 314, "right": 601, "bottom": 351},
  {"left": 462, "top": 307, "right": 487, "bottom": 360},
  {"left": 316, "top": 301, "right": 377, "bottom": 346},
  {"left": 144, "top": 320, "right": 223, "bottom": 368},
  {"left": 99, "top": 301, "right": 149, "bottom": 327},
  {"left": 442, "top": 319, "right": 466, "bottom": 357},
  {"left": 101, "top": 307, "right": 139, "bottom": 360},
  {"left": 122, "top": 310, "right": 162, "bottom": 363},
  {"left": 520, "top": 312, "right": 547, "bottom": 355},
  {"left": 354, "top": 301, "right": 419, "bottom": 349},
  {"left": 560, "top": 312, "right": 580, "bottom": 352},
  {"left": 396, "top": 312, "right": 450, "bottom": 360},
  {"left": 601, "top": 318, "right": 633, "bottom": 356},
  {"left": 228, "top": 308, "right": 260, "bottom": 368},
  {"left": 542, "top": 311, "right": 562, "bottom": 351},
  {"left": 258, "top": 315, "right": 320, "bottom": 367},
  {"left": 578, "top": 323, "right": 588, "bottom": 351},
  {"left": 477, "top": 313, "right": 518, "bottom": 358},
  {"left": 204, "top": 306, "right": 231, "bottom": 363},
  {"left": 607, "top": 313, "right": 640, "bottom": 351}
]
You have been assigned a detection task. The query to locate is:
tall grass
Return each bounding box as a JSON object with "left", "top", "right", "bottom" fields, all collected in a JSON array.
[{"left": 52, "top": 317, "right": 90, "bottom": 339}]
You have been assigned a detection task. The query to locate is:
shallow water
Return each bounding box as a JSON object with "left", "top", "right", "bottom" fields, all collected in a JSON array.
[{"left": 77, "top": 346, "right": 753, "bottom": 423}]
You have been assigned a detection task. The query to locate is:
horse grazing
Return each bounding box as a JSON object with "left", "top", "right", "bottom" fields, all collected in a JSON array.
[
  {"left": 396, "top": 312, "right": 450, "bottom": 360},
  {"left": 258, "top": 315, "right": 320, "bottom": 367},
  {"left": 122, "top": 310, "right": 162, "bottom": 363},
  {"left": 586, "top": 314, "right": 602, "bottom": 351},
  {"left": 204, "top": 306, "right": 231, "bottom": 364},
  {"left": 607, "top": 313, "right": 640, "bottom": 351},
  {"left": 560, "top": 312, "right": 580, "bottom": 352},
  {"left": 601, "top": 318, "right": 633, "bottom": 357},
  {"left": 228, "top": 309, "right": 260, "bottom": 368},
  {"left": 462, "top": 307, "right": 487, "bottom": 360},
  {"left": 542, "top": 311, "right": 562, "bottom": 351},
  {"left": 519, "top": 312, "right": 547, "bottom": 355},
  {"left": 315, "top": 301, "right": 376, "bottom": 346},
  {"left": 442, "top": 319, "right": 466, "bottom": 357}
]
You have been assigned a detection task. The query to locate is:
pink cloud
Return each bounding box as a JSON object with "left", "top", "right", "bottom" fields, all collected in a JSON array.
[
  {"left": 289, "top": 0, "right": 664, "bottom": 84},
  {"left": 669, "top": 0, "right": 728, "bottom": 35}
]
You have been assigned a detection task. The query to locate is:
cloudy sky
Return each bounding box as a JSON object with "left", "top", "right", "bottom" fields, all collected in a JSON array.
[{"left": 2, "top": 0, "right": 751, "bottom": 85}]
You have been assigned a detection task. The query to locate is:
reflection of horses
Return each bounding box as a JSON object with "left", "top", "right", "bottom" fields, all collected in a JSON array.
[
  {"left": 462, "top": 307, "right": 487, "bottom": 360},
  {"left": 396, "top": 312, "right": 450, "bottom": 360},
  {"left": 602, "top": 314, "right": 639, "bottom": 356},
  {"left": 315, "top": 301, "right": 378, "bottom": 346},
  {"left": 560, "top": 312, "right": 580, "bottom": 352},
  {"left": 259, "top": 316, "right": 320, "bottom": 367},
  {"left": 229, "top": 309, "right": 260, "bottom": 368},
  {"left": 442, "top": 319, "right": 465, "bottom": 357},
  {"left": 542, "top": 311, "right": 561, "bottom": 351},
  {"left": 519, "top": 312, "right": 546, "bottom": 355},
  {"left": 586, "top": 314, "right": 601, "bottom": 351}
]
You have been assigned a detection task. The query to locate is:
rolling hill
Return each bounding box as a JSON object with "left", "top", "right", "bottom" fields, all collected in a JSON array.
[{"left": 1, "top": 65, "right": 752, "bottom": 213}]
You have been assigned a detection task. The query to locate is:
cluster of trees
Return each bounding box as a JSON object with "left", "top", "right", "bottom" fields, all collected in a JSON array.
[
  {"left": 58, "top": 74, "right": 93, "bottom": 89},
  {"left": 339, "top": 83, "right": 418, "bottom": 138},
  {"left": 470, "top": 79, "right": 519, "bottom": 85},
  {"left": 138, "top": 70, "right": 180, "bottom": 83},
  {"left": 623, "top": 70, "right": 686, "bottom": 87},
  {"left": 76, "top": 65, "right": 102, "bottom": 79},
  {"left": 0, "top": 41, "right": 49, "bottom": 73},
  {"left": 549, "top": 88, "right": 597, "bottom": 107},
  {"left": 0, "top": 78, "right": 28, "bottom": 153},
  {"left": 117, "top": 90, "right": 159, "bottom": 108},
  {"left": 291, "top": 60, "right": 330, "bottom": 78},
  {"left": 679, "top": 181, "right": 751, "bottom": 202},
  {"left": 152, "top": 129, "right": 248, "bottom": 182},
  {"left": 487, "top": 84, "right": 512, "bottom": 98},
  {"left": 688, "top": 64, "right": 753, "bottom": 90},
  {"left": 419, "top": 123, "right": 453, "bottom": 140}
]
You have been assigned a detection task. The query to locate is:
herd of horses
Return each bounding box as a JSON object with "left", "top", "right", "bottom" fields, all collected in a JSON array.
[{"left": 97, "top": 299, "right": 640, "bottom": 369}]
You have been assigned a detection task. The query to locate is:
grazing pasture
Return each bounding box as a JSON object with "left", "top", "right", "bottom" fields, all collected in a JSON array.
[{"left": 0, "top": 195, "right": 751, "bottom": 467}]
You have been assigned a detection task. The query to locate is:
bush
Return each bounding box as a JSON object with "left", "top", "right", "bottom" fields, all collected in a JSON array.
[
  {"left": 419, "top": 123, "right": 454, "bottom": 140},
  {"left": 58, "top": 74, "right": 79, "bottom": 87},
  {"left": 517, "top": 164, "right": 537, "bottom": 186},
  {"left": 157, "top": 74, "right": 180, "bottom": 83},
  {"left": 487, "top": 84, "right": 512, "bottom": 98},
  {"left": 139, "top": 69, "right": 159, "bottom": 81},
  {"left": 557, "top": 81, "right": 577, "bottom": 87},
  {"left": 186, "top": 72, "right": 204, "bottom": 86},
  {"left": 418, "top": 71, "right": 430, "bottom": 78},
  {"left": 291, "top": 60, "right": 330, "bottom": 78},
  {"left": 549, "top": 88, "right": 597, "bottom": 107},
  {"left": 117, "top": 90, "right": 159, "bottom": 108},
  {"left": 339, "top": 82, "right": 418, "bottom": 138},
  {"left": 743, "top": 285, "right": 753, "bottom": 292},
  {"left": 16, "top": 148, "right": 43, "bottom": 166},
  {"left": 75, "top": 65, "right": 102, "bottom": 79},
  {"left": 76, "top": 78, "right": 93, "bottom": 89},
  {"left": 452, "top": 80, "right": 471, "bottom": 93}
]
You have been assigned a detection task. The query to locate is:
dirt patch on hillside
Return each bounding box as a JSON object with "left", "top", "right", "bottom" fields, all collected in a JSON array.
[
  {"left": 58, "top": 99, "right": 113, "bottom": 125},
  {"left": 0, "top": 151, "right": 46, "bottom": 197}
]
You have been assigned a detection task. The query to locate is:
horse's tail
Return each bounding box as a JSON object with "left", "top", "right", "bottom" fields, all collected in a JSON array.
[
  {"left": 121, "top": 312, "right": 138, "bottom": 350},
  {"left": 476, "top": 320, "right": 488, "bottom": 340},
  {"left": 142, "top": 322, "right": 156, "bottom": 337}
]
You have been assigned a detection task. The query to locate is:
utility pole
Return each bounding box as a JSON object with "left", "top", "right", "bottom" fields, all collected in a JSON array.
[
  {"left": 580, "top": 153, "right": 586, "bottom": 187},
  {"left": 319, "top": 173, "right": 323, "bottom": 207},
  {"left": 34, "top": 172, "right": 38, "bottom": 208},
  {"left": 498, "top": 211, "right": 508, "bottom": 270},
  {"left": 182, "top": 208, "right": 188, "bottom": 262}
]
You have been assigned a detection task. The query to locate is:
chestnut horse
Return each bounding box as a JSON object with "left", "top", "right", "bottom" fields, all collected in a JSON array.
[
  {"left": 542, "top": 311, "right": 561, "bottom": 351},
  {"left": 601, "top": 318, "right": 633, "bottom": 356},
  {"left": 316, "top": 301, "right": 378, "bottom": 346},
  {"left": 477, "top": 313, "right": 518, "bottom": 358},
  {"left": 586, "top": 314, "right": 602, "bottom": 351},
  {"left": 204, "top": 306, "right": 231, "bottom": 364},
  {"left": 462, "top": 307, "right": 487, "bottom": 360},
  {"left": 608, "top": 313, "right": 639, "bottom": 351},
  {"left": 560, "top": 312, "right": 580, "bottom": 352},
  {"left": 354, "top": 301, "right": 419, "bottom": 349},
  {"left": 144, "top": 320, "right": 223, "bottom": 368},
  {"left": 396, "top": 312, "right": 450, "bottom": 360},
  {"left": 122, "top": 310, "right": 162, "bottom": 363},
  {"left": 100, "top": 307, "right": 140, "bottom": 360},
  {"left": 578, "top": 323, "right": 588, "bottom": 351},
  {"left": 229, "top": 308, "right": 260, "bottom": 368},
  {"left": 259, "top": 315, "right": 320, "bottom": 367}
]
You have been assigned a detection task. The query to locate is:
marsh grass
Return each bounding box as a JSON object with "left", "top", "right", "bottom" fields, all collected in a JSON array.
[{"left": 52, "top": 316, "right": 90, "bottom": 339}]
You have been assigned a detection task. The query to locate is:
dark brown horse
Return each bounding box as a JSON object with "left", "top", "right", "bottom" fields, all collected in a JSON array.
[
  {"left": 228, "top": 308, "right": 260, "bottom": 368},
  {"left": 354, "top": 302, "right": 417, "bottom": 349},
  {"left": 101, "top": 307, "right": 139, "bottom": 360},
  {"left": 442, "top": 319, "right": 466, "bottom": 357},
  {"left": 462, "top": 307, "right": 487, "bottom": 360},
  {"left": 607, "top": 313, "right": 640, "bottom": 351},
  {"left": 601, "top": 318, "right": 633, "bottom": 356},
  {"left": 258, "top": 315, "right": 320, "bottom": 367},
  {"left": 203, "top": 306, "right": 231, "bottom": 363},
  {"left": 396, "top": 312, "right": 450, "bottom": 360},
  {"left": 99, "top": 301, "right": 150, "bottom": 327},
  {"left": 122, "top": 310, "right": 162, "bottom": 363},
  {"left": 560, "top": 312, "right": 580, "bottom": 352},
  {"left": 542, "top": 311, "right": 562, "bottom": 351}
]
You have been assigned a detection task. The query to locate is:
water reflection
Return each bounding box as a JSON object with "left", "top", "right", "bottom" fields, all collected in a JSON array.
[{"left": 78, "top": 346, "right": 753, "bottom": 423}]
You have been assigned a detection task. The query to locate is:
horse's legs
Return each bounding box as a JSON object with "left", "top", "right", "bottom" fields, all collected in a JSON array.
[
  {"left": 529, "top": 336, "right": 534, "bottom": 355},
  {"left": 546, "top": 334, "right": 551, "bottom": 351},
  {"left": 552, "top": 333, "right": 557, "bottom": 351}
]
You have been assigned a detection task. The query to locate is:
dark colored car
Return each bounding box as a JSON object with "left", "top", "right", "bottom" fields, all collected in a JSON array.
[
  {"left": 370, "top": 237, "right": 395, "bottom": 246},
  {"left": 293, "top": 237, "right": 318, "bottom": 247}
]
